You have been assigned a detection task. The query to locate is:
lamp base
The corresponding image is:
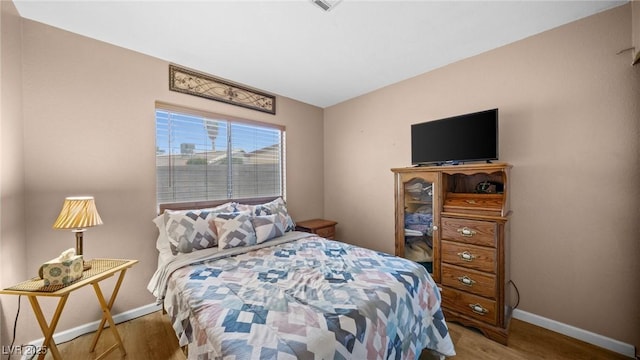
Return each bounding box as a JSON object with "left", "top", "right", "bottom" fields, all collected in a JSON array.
[{"left": 74, "top": 230, "right": 92, "bottom": 271}]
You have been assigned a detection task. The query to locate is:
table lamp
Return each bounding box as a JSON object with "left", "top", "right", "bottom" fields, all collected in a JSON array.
[{"left": 52, "top": 196, "right": 103, "bottom": 270}]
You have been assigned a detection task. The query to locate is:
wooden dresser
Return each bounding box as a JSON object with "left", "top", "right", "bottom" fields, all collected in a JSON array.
[{"left": 391, "top": 163, "right": 512, "bottom": 344}]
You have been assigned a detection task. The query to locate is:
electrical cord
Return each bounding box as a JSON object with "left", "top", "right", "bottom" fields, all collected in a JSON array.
[
  {"left": 7, "top": 295, "right": 21, "bottom": 360},
  {"left": 509, "top": 279, "right": 520, "bottom": 309},
  {"left": 7, "top": 296, "right": 38, "bottom": 360}
]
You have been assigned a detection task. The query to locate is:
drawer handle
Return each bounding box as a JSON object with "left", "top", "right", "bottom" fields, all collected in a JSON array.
[
  {"left": 457, "top": 227, "right": 476, "bottom": 237},
  {"left": 457, "top": 275, "right": 476, "bottom": 287},
  {"left": 457, "top": 251, "right": 476, "bottom": 262},
  {"left": 465, "top": 199, "right": 477, "bottom": 204},
  {"left": 469, "top": 303, "right": 488, "bottom": 315}
]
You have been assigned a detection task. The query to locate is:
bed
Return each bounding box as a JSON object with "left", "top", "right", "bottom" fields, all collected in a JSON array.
[{"left": 147, "top": 198, "right": 455, "bottom": 359}]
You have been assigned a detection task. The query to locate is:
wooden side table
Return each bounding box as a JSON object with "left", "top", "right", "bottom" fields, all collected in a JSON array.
[
  {"left": 295, "top": 219, "right": 338, "bottom": 239},
  {"left": 0, "top": 258, "right": 138, "bottom": 360}
]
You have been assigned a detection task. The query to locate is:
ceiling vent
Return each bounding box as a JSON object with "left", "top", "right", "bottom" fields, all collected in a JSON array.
[{"left": 311, "top": 0, "right": 343, "bottom": 12}]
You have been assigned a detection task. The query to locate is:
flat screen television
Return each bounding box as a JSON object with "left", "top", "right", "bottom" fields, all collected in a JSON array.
[{"left": 411, "top": 108, "right": 498, "bottom": 165}]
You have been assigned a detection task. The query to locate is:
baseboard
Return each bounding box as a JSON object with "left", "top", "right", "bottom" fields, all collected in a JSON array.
[
  {"left": 513, "top": 309, "right": 636, "bottom": 358},
  {"left": 24, "top": 303, "right": 162, "bottom": 359}
]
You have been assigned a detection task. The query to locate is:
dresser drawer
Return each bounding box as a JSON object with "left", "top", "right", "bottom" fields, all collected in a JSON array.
[
  {"left": 315, "top": 226, "right": 335, "bottom": 239},
  {"left": 443, "top": 193, "right": 504, "bottom": 216},
  {"left": 441, "top": 217, "right": 496, "bottom": 247},
  {"left": 441, "top": 286, "right": 498, "bottom": 326},
  {"left": 441, "top": 264, "right": 496, "bottom": 299},
  {"left": 441, "top": 240, "right": 496, "bottom": 273}
]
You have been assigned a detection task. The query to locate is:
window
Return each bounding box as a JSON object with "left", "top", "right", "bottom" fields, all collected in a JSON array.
[{"left": 156, "top": 104, "right": 284, "bottom": 205}]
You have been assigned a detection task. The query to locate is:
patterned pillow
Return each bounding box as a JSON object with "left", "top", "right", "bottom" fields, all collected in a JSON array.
[
  {"left": 240, "top": 197, "right": 295, "bottom": 232},
  {"left": 231, "top": 202, "right": 251, "bottom": 213},
  {"left": 161, "top": 202, "right": 236, "bottom": 254},
  {"left": 252, "top": 214, "right": 285, "bottom": 244},
  {"left": 165, "top": 210, "right": 218, "bottom": 254},
  {"left": 214, "top": 212, "right": 257, "bottom": 249}
]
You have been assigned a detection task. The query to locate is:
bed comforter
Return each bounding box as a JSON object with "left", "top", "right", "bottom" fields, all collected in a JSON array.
[{"left": 156, "top": 232, "right": 455, "bottom": 359}]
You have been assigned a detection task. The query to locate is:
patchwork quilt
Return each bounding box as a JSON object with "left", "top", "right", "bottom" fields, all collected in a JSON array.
[{"left": 164, "top": 235, "right": 455, "bottom": 359}]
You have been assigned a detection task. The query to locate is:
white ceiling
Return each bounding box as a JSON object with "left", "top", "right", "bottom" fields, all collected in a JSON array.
[{"left": 13, "top": 0, "right": 626, "bottom": 108}]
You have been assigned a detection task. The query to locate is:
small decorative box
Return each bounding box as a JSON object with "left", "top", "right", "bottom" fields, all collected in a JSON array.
[{"left": 42, "top": 255, "right": 83, "bottom": 286}]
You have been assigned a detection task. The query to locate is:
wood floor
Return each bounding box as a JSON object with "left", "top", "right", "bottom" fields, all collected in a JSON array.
[{"left": 45, "top": 310, "right": 629, "bottom": 360}]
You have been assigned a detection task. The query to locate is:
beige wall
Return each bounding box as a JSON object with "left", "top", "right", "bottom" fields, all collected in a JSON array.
[
  {"left": 634, "top": 0, "right": 640, "bottom": 63},
  {"left": 325, "top": 4, "right": 639, "bottom": 350},
  {"left": 0, "top": 0, "right": 27, "bottom": 348},
  {"left": 0, "top": 16, "right": 324, "bottom": 345}
]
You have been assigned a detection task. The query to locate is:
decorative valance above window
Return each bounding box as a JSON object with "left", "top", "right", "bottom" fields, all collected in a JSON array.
[{"left": 169, "top": 65, "right": 276, "bottom": 114}]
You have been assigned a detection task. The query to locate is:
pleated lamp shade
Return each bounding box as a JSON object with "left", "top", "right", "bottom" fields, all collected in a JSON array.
[{"left": 53, "top": 196, "right": 103, "bottom": 230}]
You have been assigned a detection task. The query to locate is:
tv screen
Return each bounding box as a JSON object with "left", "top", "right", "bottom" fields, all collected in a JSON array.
[{"left": 411, "top": 109, "right": 498, "bottom": 165}]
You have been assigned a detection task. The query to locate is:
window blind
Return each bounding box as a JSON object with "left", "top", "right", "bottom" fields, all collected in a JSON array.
[{"left": 156, "top": 106, "right": 284, "bottom": 205}]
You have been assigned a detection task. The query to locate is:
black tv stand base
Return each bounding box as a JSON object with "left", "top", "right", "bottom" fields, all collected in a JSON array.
[
  {"left": 414, "top": 160, "right": 495, "bottom": 167},
  {"left": 437, "top": 161, "right": 462, "bottom": 166}
]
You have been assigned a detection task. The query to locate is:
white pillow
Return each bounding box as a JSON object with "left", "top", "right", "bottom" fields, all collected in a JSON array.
[{"left": 153, "top": 213, "right": 172, "bottom": 253}]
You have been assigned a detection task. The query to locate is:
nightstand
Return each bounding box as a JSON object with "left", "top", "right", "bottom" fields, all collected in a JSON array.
[
  {"left": 0, "top": 258, "right": 137, "bottom": 360},
  {"left": 295, "top": 219, "right": 338, "bottom": 239}
]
